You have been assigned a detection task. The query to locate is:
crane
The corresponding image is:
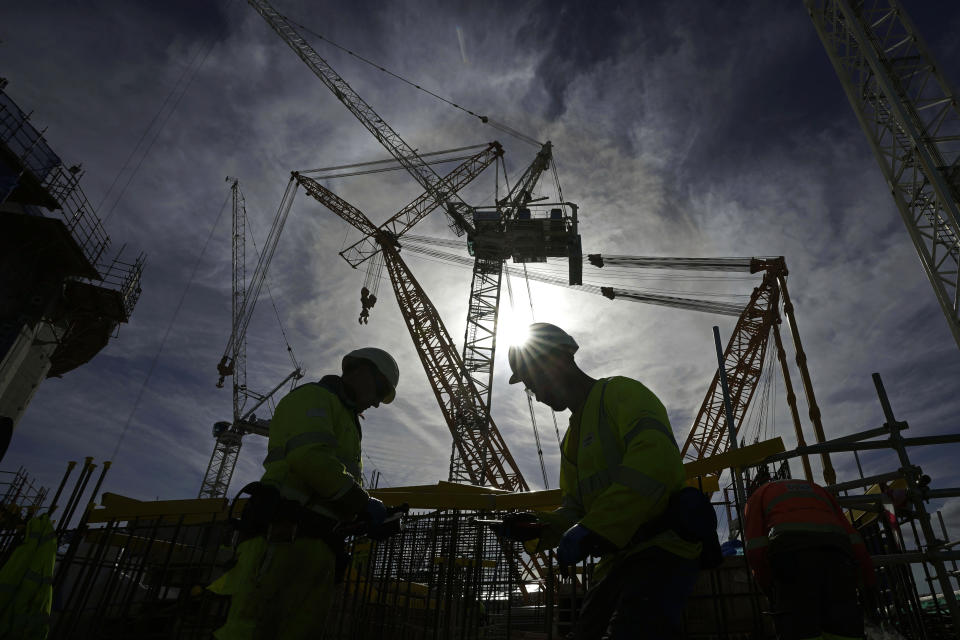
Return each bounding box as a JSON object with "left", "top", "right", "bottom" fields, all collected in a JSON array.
[
  {"left": 584, "top": 254, "right": 835, "bottom": 484},
  {"left": 248, "top": 0, "right": 476, "bottom": 238},
  {"left": 448, "top": 140, "right": 578, "bottom": 484},
  {"left": 199, "top": 179, "right": 303, "bottom": 499},
  {"left": 247, "top": 0, "right": 581, "bottom": 493},
  {"left": 807, "top": 0, "right": 960, "bottom": 350}
]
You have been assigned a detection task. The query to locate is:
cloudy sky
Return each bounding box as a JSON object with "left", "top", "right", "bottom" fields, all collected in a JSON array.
[{"left": 3, "top": 1, "right": 960, "bottom": 549}]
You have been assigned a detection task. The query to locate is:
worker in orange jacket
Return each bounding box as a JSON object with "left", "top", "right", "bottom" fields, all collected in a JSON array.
[{"left": 744, "top": 473, "right": 877, "bottom": 640}]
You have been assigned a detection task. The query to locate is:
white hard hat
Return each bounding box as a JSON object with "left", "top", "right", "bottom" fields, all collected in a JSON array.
[
  {"left": 508, "top": 323, "right": 579, "bottom": 384},
  {"left": 343, "top": 347, "right": 400, "bottom": 403}
]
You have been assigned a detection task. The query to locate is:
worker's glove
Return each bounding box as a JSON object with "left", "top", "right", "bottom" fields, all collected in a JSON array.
[
  {"left": 366, "top": 503, "right": 409, "bottom": 541},
  {"left": 495, "top": 512, "right": 544, "bottom": 542},
  {"left": 362, "top": 497, "right": 388, "bottom": 526},
  {"left": 557, "top": 524, "right": 615, "bottom": 568}
]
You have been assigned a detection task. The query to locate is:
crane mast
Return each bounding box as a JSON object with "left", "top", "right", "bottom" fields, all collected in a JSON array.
[
  {"left": 450, "top": 142, "right": 555, "bottom": 483},
  {"left": 807, "top": 0, "right": 960, "bottom": 350},
  {"left": 200, "top": 180, "right": 247, "bottom": 498}
]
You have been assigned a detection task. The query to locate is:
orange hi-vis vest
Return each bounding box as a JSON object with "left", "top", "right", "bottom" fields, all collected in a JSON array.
[{"left": 743, "top": 479, "right": 876, "bottom": 589}]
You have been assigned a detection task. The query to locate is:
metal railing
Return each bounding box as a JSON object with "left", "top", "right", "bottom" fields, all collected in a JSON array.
[{"left": 0, "top": 85, "right": 145, "bottom": 322}]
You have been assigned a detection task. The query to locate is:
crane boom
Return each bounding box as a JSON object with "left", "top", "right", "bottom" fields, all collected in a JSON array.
[
  {"left": 807, "top": 0, "right": 960, "bottom": 349},
  {"left": 217, "top": 177, "right": 300, "bottom": 385},
  {"left": 382, "top": 240, "right": 529, "bottom": 490},
  {"left": 248, "top": 0, "right": 475, "bottom": 236},
  {"left": 339, "top": 143, "right": 503, "bottom": 267}
]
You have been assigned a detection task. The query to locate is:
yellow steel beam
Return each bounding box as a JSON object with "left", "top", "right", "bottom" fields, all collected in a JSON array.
[
  {"left": 682, "top": 437, "right": 785, "bottom": 479},
  {"left": 87, "top": 493, "right": 229, "bottom": 524},
  {"left": 85, "top": 440, "right": 778, "bottom": 520}
]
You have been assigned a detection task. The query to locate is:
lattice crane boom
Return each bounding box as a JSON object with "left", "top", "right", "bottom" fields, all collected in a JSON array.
[
  {"left": 587, "top": 254, "right": 834, "bottom": 484},
  {"left": 807, "top": 0, "right": 960, "bottom": 350},
  {"left": 248, "top": 0, "right": 475, "bottom": 236},
  {"left": 339, "top": 143, "right": 503, "bottom": 268},
  {"left": 216, "top": 177, "right": 300, "bottom": 386}
]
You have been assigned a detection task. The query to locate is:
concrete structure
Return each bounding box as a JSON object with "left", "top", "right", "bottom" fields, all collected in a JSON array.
[{"left": 0, "top": 78, "right": 144, "bottom": 442}]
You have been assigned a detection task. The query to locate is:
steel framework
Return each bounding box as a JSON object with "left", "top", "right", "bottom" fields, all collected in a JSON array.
[
  {"left": 807, "top": 0, "right": 960, "bottom": 350},
  {"left": 450, "top": 142, "right": 555, "bottom": 484},
  {"left": 248, "top": 0, "right": 475, "bottom": 237},
  {"left": 672, "top": 258, "right": 837, "bottom": 484}
]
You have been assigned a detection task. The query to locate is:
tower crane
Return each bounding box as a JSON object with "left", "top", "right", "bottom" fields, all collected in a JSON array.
[
  {"left": 807, "top": 0, "right": 960, "bottom": 351},
  {"left": 199, "top": 179, "right": 303, "bottom": 499}
]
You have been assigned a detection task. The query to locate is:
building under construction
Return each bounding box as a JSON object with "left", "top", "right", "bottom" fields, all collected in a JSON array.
[
  {"left": 0, "top": 78, "right": 145, "bottom": 454},
  {"left": 2, "top": 0, "right": 960, "bottom": 638}
]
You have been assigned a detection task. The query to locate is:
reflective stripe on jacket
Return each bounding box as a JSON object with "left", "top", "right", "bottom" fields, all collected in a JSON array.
[
  {"left": 539, "top": 377, "right": 699, "bottom": 565},
  {"left": 743, "top": 479, "right": 876, "bottom": 588},
  {"left": 260, "top": 376, "right": 366, "bottom": 522},
  {"left": 0, "top": 513, "right": 56, "bottom": 639}
]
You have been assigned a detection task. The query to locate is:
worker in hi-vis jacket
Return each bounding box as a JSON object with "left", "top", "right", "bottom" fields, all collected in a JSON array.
[
  {"left": 498, "top": 323, "right": 707, "bottom": 640},
  {"left": 209, "top": 347, "right": 400, "bottom": 639},
  {"left": 744, "top": 473, "right": 877, "bottom": 640}
]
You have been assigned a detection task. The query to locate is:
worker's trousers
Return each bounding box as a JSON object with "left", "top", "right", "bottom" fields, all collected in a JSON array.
[
  {"left": 571, "top": 546, "right": 699, "bottom": 640},
  {"left": 208, "top": 535, "right": 336, "bottom": 640},
  {"left": 768, "top": 545, "right": 864, "bottom": 640}
]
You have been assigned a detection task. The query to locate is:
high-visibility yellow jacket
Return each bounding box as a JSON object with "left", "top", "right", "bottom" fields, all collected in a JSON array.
[
  {"left": 209, "top": 376, "right": 366, "bottom": 639},
  {"left": 532, "top": 377, "right": 700, "bottom": 570},
  {"left": 0, "top": 513, "right": 56, "bottom": 639},
  {"left": 259, "top": 376, "right": 368, "bottom": 520}
]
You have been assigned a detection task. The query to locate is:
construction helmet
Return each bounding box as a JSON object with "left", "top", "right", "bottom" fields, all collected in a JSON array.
[
  {"left": 508, "top": 323, "right": 579, "bottom": 384},
  {"left": 343, "top": 347, "right": 400, "bottom": 404}
]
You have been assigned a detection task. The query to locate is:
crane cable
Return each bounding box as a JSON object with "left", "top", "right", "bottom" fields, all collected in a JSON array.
[
  {"left": 397, "top": 241, "right": 749, "bottom": 315},
  {"left": 99, "top": 0, "right": 237, "bottom": 223},
  {"left": 505, "top": 271, "right": 550, "bottom": 489},
  {"left": 298, "top": 143, "right": 491, "bottom": 175},
  {"left": 109, "top": 190, "right": 231, "bottom": 462},
  {"left": 242, "top": 198, "right": 301, "bottom": 372},
  {"left": 285, "top": 15, "right": 543, "bottom": 148},
  {"left": 519, "top": 262, "right": 563, "bottom": 448}
]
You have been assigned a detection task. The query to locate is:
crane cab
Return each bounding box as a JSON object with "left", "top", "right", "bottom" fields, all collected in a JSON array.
[{"left": 468, "top": 204, "right": 582, "bottom": 285}]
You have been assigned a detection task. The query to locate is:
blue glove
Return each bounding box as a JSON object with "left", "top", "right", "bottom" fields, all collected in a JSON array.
[
  {"left": 557, "top": 524, "right": 615, "bottom": 567},
  {"left": 363, "top": 497, "right": 387, "bottom": 526},
  {"left": 557, "top": 524, "right": 593, "bottom": 567}
]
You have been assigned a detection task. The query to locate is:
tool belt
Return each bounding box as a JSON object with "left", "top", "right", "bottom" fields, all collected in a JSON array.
[
  {"left": 631, "top": 486, "right": 723, "bottom": 570},
  {"left": 230, "top": 482, "right": 353, "bottom": 582},
  {"left": 230, "top": 482, "right": 342, "bottom": 543}
]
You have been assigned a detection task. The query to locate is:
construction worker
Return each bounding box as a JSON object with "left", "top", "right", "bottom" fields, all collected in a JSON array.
[
  {"left": 499, "top": 322, "right": 704, "bottom": 640},
  {"left": 209, "top": 347, "right": 400, "bottom": 640},
  {"left": 743, "top": 472, "right": 877, "bottom": 640},
  {"left": 0, "top": 513, "right": 56, "bottom": 638}
]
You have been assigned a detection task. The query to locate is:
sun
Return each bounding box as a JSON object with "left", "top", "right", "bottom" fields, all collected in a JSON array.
[{"left": 499, "top": 311, "right": 531, "bottom": 348}]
